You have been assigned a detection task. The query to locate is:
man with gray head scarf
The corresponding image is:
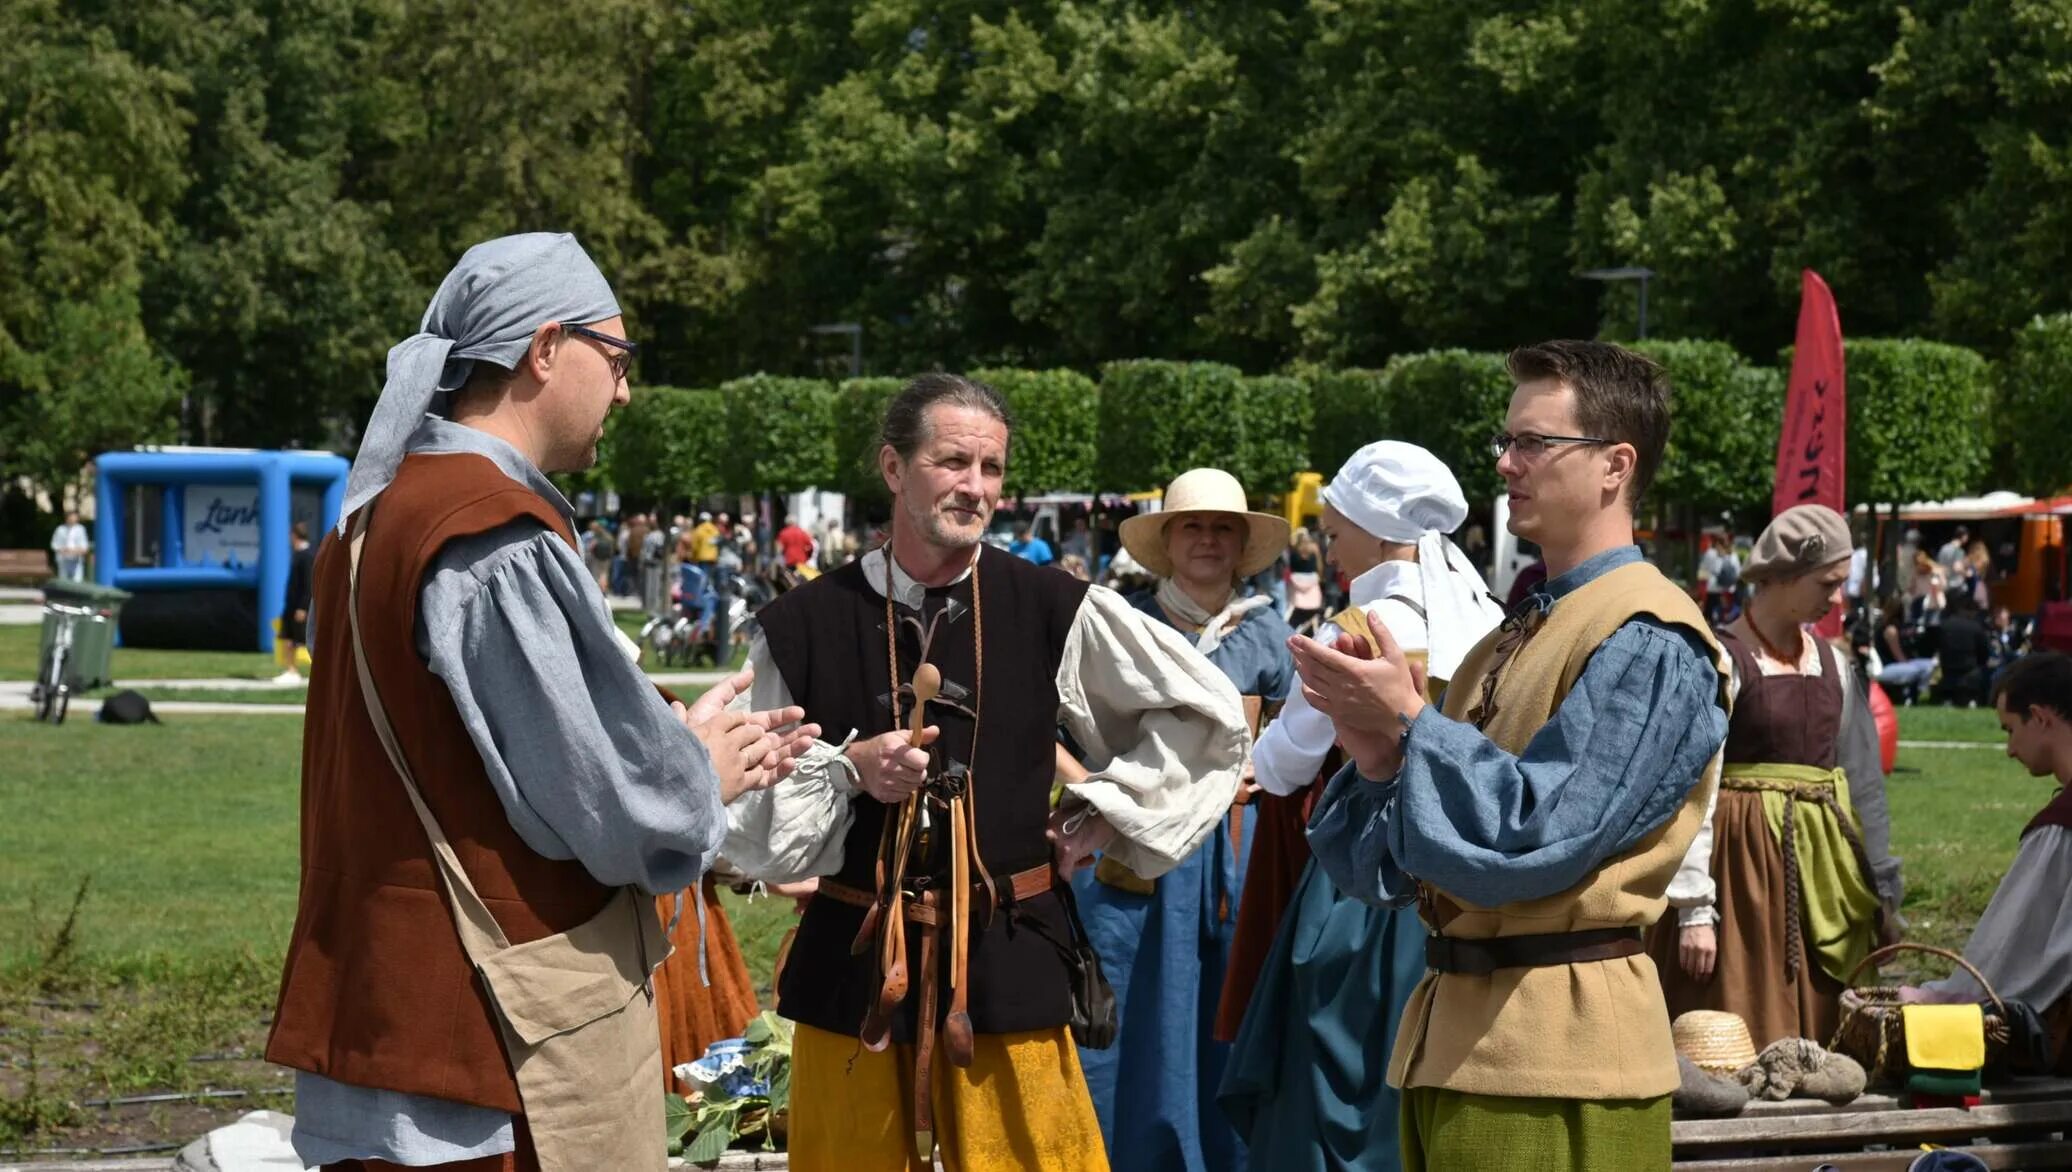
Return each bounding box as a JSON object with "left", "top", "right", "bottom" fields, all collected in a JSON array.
[{"left": 266, "top": 233, "right": 818, "bottom": 1172}]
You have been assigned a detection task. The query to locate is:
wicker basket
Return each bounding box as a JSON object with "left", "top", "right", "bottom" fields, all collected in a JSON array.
[
  {"left": 1674, "top": 1010, "right": 1760, "bottom": 1074},
  {"left": 1829, "top": 942, "right": 2010, "bottom": 1086}
]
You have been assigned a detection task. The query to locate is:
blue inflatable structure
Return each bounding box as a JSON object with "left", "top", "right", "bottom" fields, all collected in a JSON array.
[{"left": 94, "top": 449, "right": 350, "bottom": 652}]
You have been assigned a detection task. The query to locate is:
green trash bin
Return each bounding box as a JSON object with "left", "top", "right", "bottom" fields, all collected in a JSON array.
[{"left": 38, "top": 578, "right": 131, "bottom": 692}]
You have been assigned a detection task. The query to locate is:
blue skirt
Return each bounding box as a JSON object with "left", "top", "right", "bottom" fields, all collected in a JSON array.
[
  {"left": 1075, "top": 816, "right": 1251, "bottom": 1172},
  {"left": 1217, "top": 856, "right": 1426, "bottom": 1172}
]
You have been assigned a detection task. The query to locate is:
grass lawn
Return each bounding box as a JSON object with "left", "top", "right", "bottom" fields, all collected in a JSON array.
[
  {"left": 0, "top": 704, "right": 2050, "bottom": 1150},
  {"left": 81, "top": 686, "right": 306, "bottom": 706},
  {"left": 0, "top": 612, "right": 745, "bottom": 686},
  {"left": 1893, "top": 703, "right": 2005, "bottom": 743},
  {"left": 0, "top": 623, "right": 280, "bottom": 683}
]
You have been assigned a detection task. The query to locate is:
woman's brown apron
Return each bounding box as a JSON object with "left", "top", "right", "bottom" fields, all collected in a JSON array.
[
  {"left": 652, "top": 879, "right": 761, "bottom": 1093},
  {"left": 1213, "top": 772, "right": 1327, "bottom": 1042}
]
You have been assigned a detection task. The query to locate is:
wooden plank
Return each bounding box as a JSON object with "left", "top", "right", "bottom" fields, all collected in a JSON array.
[
  {"left": 1674, "top": 1139, "right": 2072, "bottom": 1170},
  {"left": 1674, "top": 1077, "right": 2072, "bottom": 1124},
  {"left": 1675, "top": 1099, "right": 2072, "bottom": 1148}
]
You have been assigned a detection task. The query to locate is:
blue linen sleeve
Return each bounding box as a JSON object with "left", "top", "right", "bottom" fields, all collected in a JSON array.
[
  {"left": 1307, "top": 617, "right": 1727, "bottom": 910},
  {"left": 1304, "top": 759, "right": 1420, "bottom": 907},
  {"left": 1390, "top": 617, "right": 1727, "bottom": 907},
  {"left": 1243, "top": 607, "right": 1297, "bottom": 704},
  {"left": 417, "top": 520, "right": 727, "bottom": 895}
]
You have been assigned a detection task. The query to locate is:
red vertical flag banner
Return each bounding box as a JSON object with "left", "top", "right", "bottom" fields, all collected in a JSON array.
[{"left": 1774, "top": 269, "right": 1847, "bottom": 636}]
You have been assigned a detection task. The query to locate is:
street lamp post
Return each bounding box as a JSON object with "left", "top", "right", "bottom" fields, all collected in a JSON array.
[
  {"left": 1579, "top": 266, "right": 1656, "bottom": 339},
  {"left": 809, "top": 322, "right": 863, "bottom": 379}
]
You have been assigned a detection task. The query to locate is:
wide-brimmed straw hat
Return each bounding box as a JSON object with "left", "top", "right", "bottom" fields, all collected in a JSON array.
[
  {"left": 1119, "top": 467, "right": 1291, "bottom": 580},
  {"left": 1673, "top": 1010, "right": 1760, "bottom": 1075}
]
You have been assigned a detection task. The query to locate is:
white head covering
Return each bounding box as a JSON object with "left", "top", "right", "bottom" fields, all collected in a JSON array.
[
  {"left": 1323, "top": 441, "right": 1500, "bottom": 681},
  {"left": 340, "top": 232, "right": 621, "bottom": 532},
  {"left": 1409, "top": 532, "right": 1504, "bottom": 681},
  {"left": 1320, "top": 440, "right": 1469, "bottom": 542}
]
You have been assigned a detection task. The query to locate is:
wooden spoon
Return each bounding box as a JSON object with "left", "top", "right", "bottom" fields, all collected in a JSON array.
[
  {"left": 908, "top": 662, "right": 941, "bottom": 746},
  {"left": 865, "top": 662, "right": 940, "bottom": 1050},
  {"left": 943, "top": 796, "right": 976, "bottom": 1067}
]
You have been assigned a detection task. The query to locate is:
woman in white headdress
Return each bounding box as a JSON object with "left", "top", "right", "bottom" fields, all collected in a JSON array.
[{"left": 1217, "top": 441, "right": 1503, "bottom": 1172}]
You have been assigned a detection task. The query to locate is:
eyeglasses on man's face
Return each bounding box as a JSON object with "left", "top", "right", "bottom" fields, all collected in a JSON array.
[
  {"left": 564, "top": 322, "right": 638, "bottom": 382},
  {"left": 1489, "top": 431, "right": 1614, "bottom": 460}
]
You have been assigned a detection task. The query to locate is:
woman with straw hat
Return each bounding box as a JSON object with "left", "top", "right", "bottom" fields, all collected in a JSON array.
[
  {"left": 1217, "top": 440, "right": 1503, "bottom": 1172},
  {"left": 1071, "top": 466, "right": 1296, "bottom": 1172},
  {"left": 1649, "top": 503, "right": 1904, "bottom": 1049}
]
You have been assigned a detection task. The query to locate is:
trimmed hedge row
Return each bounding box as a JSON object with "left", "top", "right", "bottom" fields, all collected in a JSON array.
[{"left": 605, "top": 339, "right": 2013, "bottom": 510}]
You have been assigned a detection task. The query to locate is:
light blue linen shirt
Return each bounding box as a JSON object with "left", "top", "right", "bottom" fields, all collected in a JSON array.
[
  {"left": 1307, "top": 545, "right": 1729, "bottom": 910},
  {"left": 292, "top": 417, "right": 725, "bottom": 1167}
]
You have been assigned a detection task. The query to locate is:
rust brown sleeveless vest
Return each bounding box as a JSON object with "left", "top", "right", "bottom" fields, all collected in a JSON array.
[{"left": 265, "top": 452, "right": 614, "bottom": 1113}]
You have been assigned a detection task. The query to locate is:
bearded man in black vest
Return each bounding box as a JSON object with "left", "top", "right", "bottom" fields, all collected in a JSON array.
[{"left": 720, "top": 373, "right": 1248, "bottom": 1171}]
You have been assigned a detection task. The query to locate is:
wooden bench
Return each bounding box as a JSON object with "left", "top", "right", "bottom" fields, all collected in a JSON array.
[
  {"left": 1674, "top": 1076, "right": 2072, "bottom": 1169},
  {"left": 0, "top": 548, "right": 52, "bottom": 584}
]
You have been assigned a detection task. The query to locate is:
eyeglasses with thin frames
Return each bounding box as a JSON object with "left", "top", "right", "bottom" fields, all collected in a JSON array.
[
  {"left": 564, "top": 323, "right": 639, "bottom": 382},
  {"left": 1489, "top": 431, "right": 1614, "bottom": 460}
]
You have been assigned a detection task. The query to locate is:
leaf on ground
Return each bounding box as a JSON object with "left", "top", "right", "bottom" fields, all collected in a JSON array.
[
  {"left": 664, "top": 1091, "right": 695, "bottom": 1144},
  {"left": 685, "top": 1118, "right": 736, "bottom": 1164}
]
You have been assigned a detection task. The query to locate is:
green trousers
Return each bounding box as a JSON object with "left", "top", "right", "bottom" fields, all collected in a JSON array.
[{"left": 1400, "top": 1087, "right": 1672, "bottom": 1171}]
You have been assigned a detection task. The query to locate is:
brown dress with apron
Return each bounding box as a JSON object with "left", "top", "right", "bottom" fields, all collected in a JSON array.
[
  {"left": 652, "top": 878, "right": 761, "bottom": 1094},
  {"left": 1649, "top": 630, "right": 1848, "bottom": 1048},
  {"left": 1213, "top": 764, "right": 1329, "bottom": 1042}
]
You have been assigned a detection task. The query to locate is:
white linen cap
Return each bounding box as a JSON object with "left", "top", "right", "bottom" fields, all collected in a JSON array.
[{"left": 1319, "top": 440, "right": 1470, "bottom": 543}]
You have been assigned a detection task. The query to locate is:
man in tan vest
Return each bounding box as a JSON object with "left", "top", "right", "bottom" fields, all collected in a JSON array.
[
  {"left": 266, "top": 233, "right": 817, "bottom": 1172},
  {"left": 1291, "top": 340, "right": 1732, "bottom": 1171}
]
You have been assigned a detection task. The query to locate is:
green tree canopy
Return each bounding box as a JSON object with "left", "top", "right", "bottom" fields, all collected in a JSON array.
[{"left": 1994, "top": 315, "right": 2072, "bottom": 498}]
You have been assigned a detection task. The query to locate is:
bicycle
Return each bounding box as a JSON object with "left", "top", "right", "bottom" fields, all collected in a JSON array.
[{"left": 30, "top": 601, "right": 96, "bottom": 725}]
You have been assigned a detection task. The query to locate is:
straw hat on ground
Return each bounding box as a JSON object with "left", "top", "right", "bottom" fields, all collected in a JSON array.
[
  {"left": 1674, "top": 1010, "right": 1760, "bottom": 1075},
  {"left": 1119, "top": 468, "right": 1290, "bottom": 580}
]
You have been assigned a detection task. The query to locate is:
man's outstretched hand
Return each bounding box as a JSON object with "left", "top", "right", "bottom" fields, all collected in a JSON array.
[{"left": 677, "top": 664, "right": 820, "bottom": 804}]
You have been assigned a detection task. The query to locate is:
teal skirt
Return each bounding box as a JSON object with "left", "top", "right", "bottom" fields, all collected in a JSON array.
[{"left": 1218, "top": 856, "right": 1426, "bottom": 1172}]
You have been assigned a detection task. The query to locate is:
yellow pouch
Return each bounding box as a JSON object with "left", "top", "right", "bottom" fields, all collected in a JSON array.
[
  {"left": 1094, "top": 854, "right": 1155, "bottom": 896},
  {"left": 1901, "top": 1003, "right": 1985, "bottom": 1072}
]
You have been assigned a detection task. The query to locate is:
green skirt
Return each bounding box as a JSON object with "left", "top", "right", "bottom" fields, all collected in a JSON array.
[{"left": 1401, "top": 1087, "right": 1671, "bottom": 1172}]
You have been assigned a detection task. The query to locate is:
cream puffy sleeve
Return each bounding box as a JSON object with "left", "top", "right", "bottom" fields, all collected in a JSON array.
[
  {"left": 715, "top": 630, "right": 861, "bottom": 883},
  {"left": 1054, "top": 584, "right": 1248, "bottom": 879}
]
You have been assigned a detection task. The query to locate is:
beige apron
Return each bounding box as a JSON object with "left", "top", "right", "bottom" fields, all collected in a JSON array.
[{"left": 347, "top": 507, "right": 671, "bottom": 1172}]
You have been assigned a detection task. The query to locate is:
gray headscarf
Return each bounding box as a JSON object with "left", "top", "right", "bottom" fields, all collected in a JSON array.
[{"left": 340, "top": 232, "right": 621, "bottom": 532}]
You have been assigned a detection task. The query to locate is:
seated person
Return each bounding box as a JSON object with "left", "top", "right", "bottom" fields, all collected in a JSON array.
[
  {"left": 1876, "top": 598, "right": 1937, "bottom": 704},
  {"left": 1990, "top": 605, "right": 2031, "bottom": 669},
  {"left": 1935, "top": 593, "right": 1993, "bottom": 707},
  {"left": 1904, "top": 652, "right": 2072, "bottom": 1072}
]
